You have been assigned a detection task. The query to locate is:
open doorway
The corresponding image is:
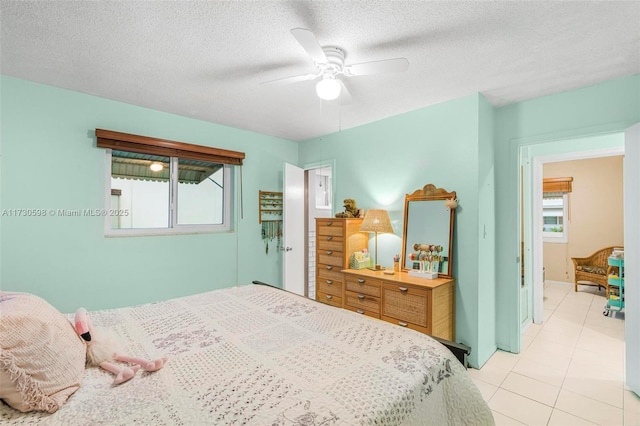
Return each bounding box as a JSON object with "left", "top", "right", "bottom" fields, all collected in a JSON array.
[
  {"left": 514, "top": 135, "right": 630, "bottom": 403},
  {"left": 305, "top": 165, "right": 333, "bottom": 300},
  {"left": 541, "top": 157, "right": 623, "bottom": 292},
  {"left": 534, "top": 156, "right": 624, "bottom": 331},
  {"left": 517, "top": 134, "right": 630, "bottom": 404},
  {"left": 519, "top": 133, "right": 624, "bottom": 330},
  {"left": 530, "top": 146, "right": 624, "bottom": 325},
  {"left": 282, "top": 161, "right": 334, "bottom": 299}
]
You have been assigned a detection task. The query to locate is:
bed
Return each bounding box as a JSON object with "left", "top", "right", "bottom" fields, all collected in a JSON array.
[{"left": 0, "top": 283, "right": 494, "bottom": 425}]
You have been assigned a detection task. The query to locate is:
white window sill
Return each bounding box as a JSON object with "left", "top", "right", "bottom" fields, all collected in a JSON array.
[{"left": 105, "top": 226, "right": 231, "bottom": 238}]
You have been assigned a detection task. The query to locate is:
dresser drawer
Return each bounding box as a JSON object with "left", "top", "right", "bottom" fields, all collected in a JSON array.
[
  {"left": 318, "top": 251, "right": 344, "bottom": 267},
  {"left": 344, "top": 291, "right": 380, "bottom": 315},
  {"left": 317, "top": 278, "right": 342, "bottom": 297},
  {"left": 318, "top": 264, "right": 341, "bottom": 276},
  {"left": 317, "top": 236, "right": 344, "bottom": 251},
  {"left": 344, "top": 305, "right": 380, "bottom": 319},
  {"left": 381, "top": 282, "right": 429, "bottom": 328},
  {"left": 317, "top": 221, "right": 344, "bottom": 237},
  {"left": 345, "top": 276, "right": 381, "bottom": 297},
  {"left": 316, "top": 291, "right": 342, "bottom": 308},
  {"left": 318, "top": 268, "right": 344, "bottom": 283},
  {"left": 381, "top": 316, "right": 429, "bottom": 334}
]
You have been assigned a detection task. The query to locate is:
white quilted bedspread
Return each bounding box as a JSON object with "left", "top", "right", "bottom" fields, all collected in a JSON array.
[{"left": 0, "top": 284, "right": 494, "bottom": 425}]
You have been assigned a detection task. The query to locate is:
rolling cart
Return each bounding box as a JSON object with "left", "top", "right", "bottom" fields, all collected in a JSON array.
[{"left": 604, "top": 256, "right": 624, "bottom": 316}]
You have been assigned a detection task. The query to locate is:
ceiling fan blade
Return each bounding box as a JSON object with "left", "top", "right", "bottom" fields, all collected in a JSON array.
[
  {"left": 290, "top": 28, "right": 328, "bottom": 64},
  {"left": 344, "top": 58, "right": 409, "bottom": 76},
  {"left": 337, "top": 80, "right": 352, "bottom": 105},
  {"left": 260, "top": 73, "right": 318, "bottom": 86}
]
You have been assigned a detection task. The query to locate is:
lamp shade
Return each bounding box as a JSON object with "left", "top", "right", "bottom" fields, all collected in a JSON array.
[{"left": 360, "top": 209, "right": 393, "bottom": 234}]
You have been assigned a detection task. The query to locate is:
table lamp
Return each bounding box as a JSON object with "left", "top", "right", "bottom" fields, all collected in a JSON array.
[{"left": 360, "top": 209, "right": 394, "bottom": 270}]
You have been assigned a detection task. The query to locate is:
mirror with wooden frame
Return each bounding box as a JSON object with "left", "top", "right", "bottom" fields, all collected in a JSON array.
[{"left": 402, "top": 184, "right": 456, "bottom": 278}]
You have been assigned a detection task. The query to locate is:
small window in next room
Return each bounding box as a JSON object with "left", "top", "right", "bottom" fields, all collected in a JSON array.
[
  {"left": 542, "top": 177, "right": 572, "bottom": 244},
  {"left": 543, "top": 193, "right": 568, "bottom": 243},
  {"left": 97, "top": 129, "right": 245, "bottom": 237}
]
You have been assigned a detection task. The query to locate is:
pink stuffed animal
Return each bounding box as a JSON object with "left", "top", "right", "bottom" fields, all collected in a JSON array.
[{"left": 74, "top": 307, "right": 168, "bottom": 385}]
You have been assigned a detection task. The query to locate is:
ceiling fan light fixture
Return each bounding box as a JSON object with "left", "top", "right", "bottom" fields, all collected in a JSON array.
[{"left": 316, "top": 77, "right": 341, "bottom": 101}]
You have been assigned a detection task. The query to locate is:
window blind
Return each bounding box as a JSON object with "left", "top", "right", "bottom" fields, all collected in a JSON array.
[
  {"left": 542, "top": 177, "right": 572, "bottom": 194},
  {"left": 96, "top": 129, "right": 245, "bottom": 166}
]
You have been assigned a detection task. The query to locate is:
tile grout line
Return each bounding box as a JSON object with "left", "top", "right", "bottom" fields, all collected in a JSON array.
[{"left": 491, "top": 409, "right": 526, "bottom": 425}]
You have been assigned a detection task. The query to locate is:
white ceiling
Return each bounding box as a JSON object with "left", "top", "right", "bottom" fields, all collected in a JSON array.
[{"left": 1, "top": 1, "right": 639, "bottom": 141}]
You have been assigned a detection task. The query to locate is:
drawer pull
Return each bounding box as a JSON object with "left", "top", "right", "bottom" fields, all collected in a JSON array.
[
  {"left": 326, "top": 250, "right": 333, "bottom": 255},
  {"left": 357, "top": 278, "right": 365, "bottom": 283},
  {"left": 326, "top": 295, "right": 333, "bottom": 300},
  {"left": 326, "top": 265, "right": 333, "bottom": 270},
  {"left": 399, "top": 287, "right": 408, "bottom": 292},
  {"left": 398, "top": 321, "right": 408, "bottom": 327},
  {"left": 326, "top": 280, "right": 333, "bottom": 285},
  {"left": 327, "top": 221, "right": 333, "bottom": 226},
  {"left": 356, "top": 309, "right": 364, "bottom": 314},
  {"left": 326, "top": 236, "right": 333, "bottom": 241},
  {"left": 357, "top": 294, "right": 365, "bottom": 300}
]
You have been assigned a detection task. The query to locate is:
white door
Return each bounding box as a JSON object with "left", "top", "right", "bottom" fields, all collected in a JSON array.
[
  {"left": 283, "top": 163, "right": 305, "bottom": 296},
  {"left": 624, "top": 123, "right": 639, "bottom": 395}
]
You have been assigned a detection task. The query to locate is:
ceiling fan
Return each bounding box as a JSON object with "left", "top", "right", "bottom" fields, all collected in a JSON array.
[{"left": 261, "top": 28, "right": 410, "bottom": 102}]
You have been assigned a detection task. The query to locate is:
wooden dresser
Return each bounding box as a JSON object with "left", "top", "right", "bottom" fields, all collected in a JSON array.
[
  {"left": 315, "top": 218, "right": 368, "bottom": 309},
  {"left": 342, "top": 268, "right": 455, "bottom": 340}
]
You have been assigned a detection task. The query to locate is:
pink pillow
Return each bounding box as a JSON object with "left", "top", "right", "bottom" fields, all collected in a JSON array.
[{"left": 0, "top": 292, "right": 86, "bottom": 413}]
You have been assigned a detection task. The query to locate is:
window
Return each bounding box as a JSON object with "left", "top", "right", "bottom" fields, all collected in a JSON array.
[
  {"left": 313, "top": 167, "right": 332, "bottom": 210},
  {"left": 542, "top": 177, "right": 572, "bottom": 244},
  {"left": 97, "top": 129, "right": 244, "bottom": 236},
  {"left": 543, "top": 193, "right": 568, "bottom": 242}
]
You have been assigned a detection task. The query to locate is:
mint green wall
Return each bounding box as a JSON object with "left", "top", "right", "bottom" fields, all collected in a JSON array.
[
  {"left": 494, "top": 74, "right": 640, "bottom": 352},
  {"left": 300, "top": 94, "right": 494, "bottom": 368},
  {"left": 4, "top": 72, "right": 637, "bottom": 369},
  {"left": 0, "top": 76, "right": 297, "bottom": 313}
]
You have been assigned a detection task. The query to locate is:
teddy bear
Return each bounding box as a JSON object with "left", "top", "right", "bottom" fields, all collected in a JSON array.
[{"left": 335, "top": 198, "right": 362, "bottom": 218}]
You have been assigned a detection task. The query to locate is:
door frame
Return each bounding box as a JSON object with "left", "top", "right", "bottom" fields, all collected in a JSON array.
[
  {"left": 623, "top": 123, "right": 640, "bottom": 395},
  {"left": 300, "top": 160, "right": 336, "bottom": 298},
  {"left": 529, "top": 146, "right": 624, "bottom": 323},
  {"left": 513, "top": 128, "right": 626, "bottom": 350}
]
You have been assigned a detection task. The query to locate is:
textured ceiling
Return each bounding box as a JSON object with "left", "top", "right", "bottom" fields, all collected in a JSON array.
[{"left": 1, "top": 1, "right": 639, "bottom": 141}]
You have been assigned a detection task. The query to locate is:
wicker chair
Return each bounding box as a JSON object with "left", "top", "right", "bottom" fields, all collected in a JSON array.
[{"left": 571, "top": 246, "right": 617, "bottom": 293}]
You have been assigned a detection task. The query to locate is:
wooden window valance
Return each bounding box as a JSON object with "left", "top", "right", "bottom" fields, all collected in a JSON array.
[
  {"left": 543, "top": 177, "right": 573, "bottom": 193},
  {"left": 96, "top": 129, "right": 245, "bottom": 166}
]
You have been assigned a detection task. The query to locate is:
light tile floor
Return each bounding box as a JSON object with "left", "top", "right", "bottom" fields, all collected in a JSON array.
[{"left": 469, "top": 281, "right": 640, "bottom": 426}]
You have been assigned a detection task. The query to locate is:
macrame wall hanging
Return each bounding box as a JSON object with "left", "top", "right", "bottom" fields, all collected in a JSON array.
[{"left": 259, "top": 191, "right": 283, "bottom": 254}]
